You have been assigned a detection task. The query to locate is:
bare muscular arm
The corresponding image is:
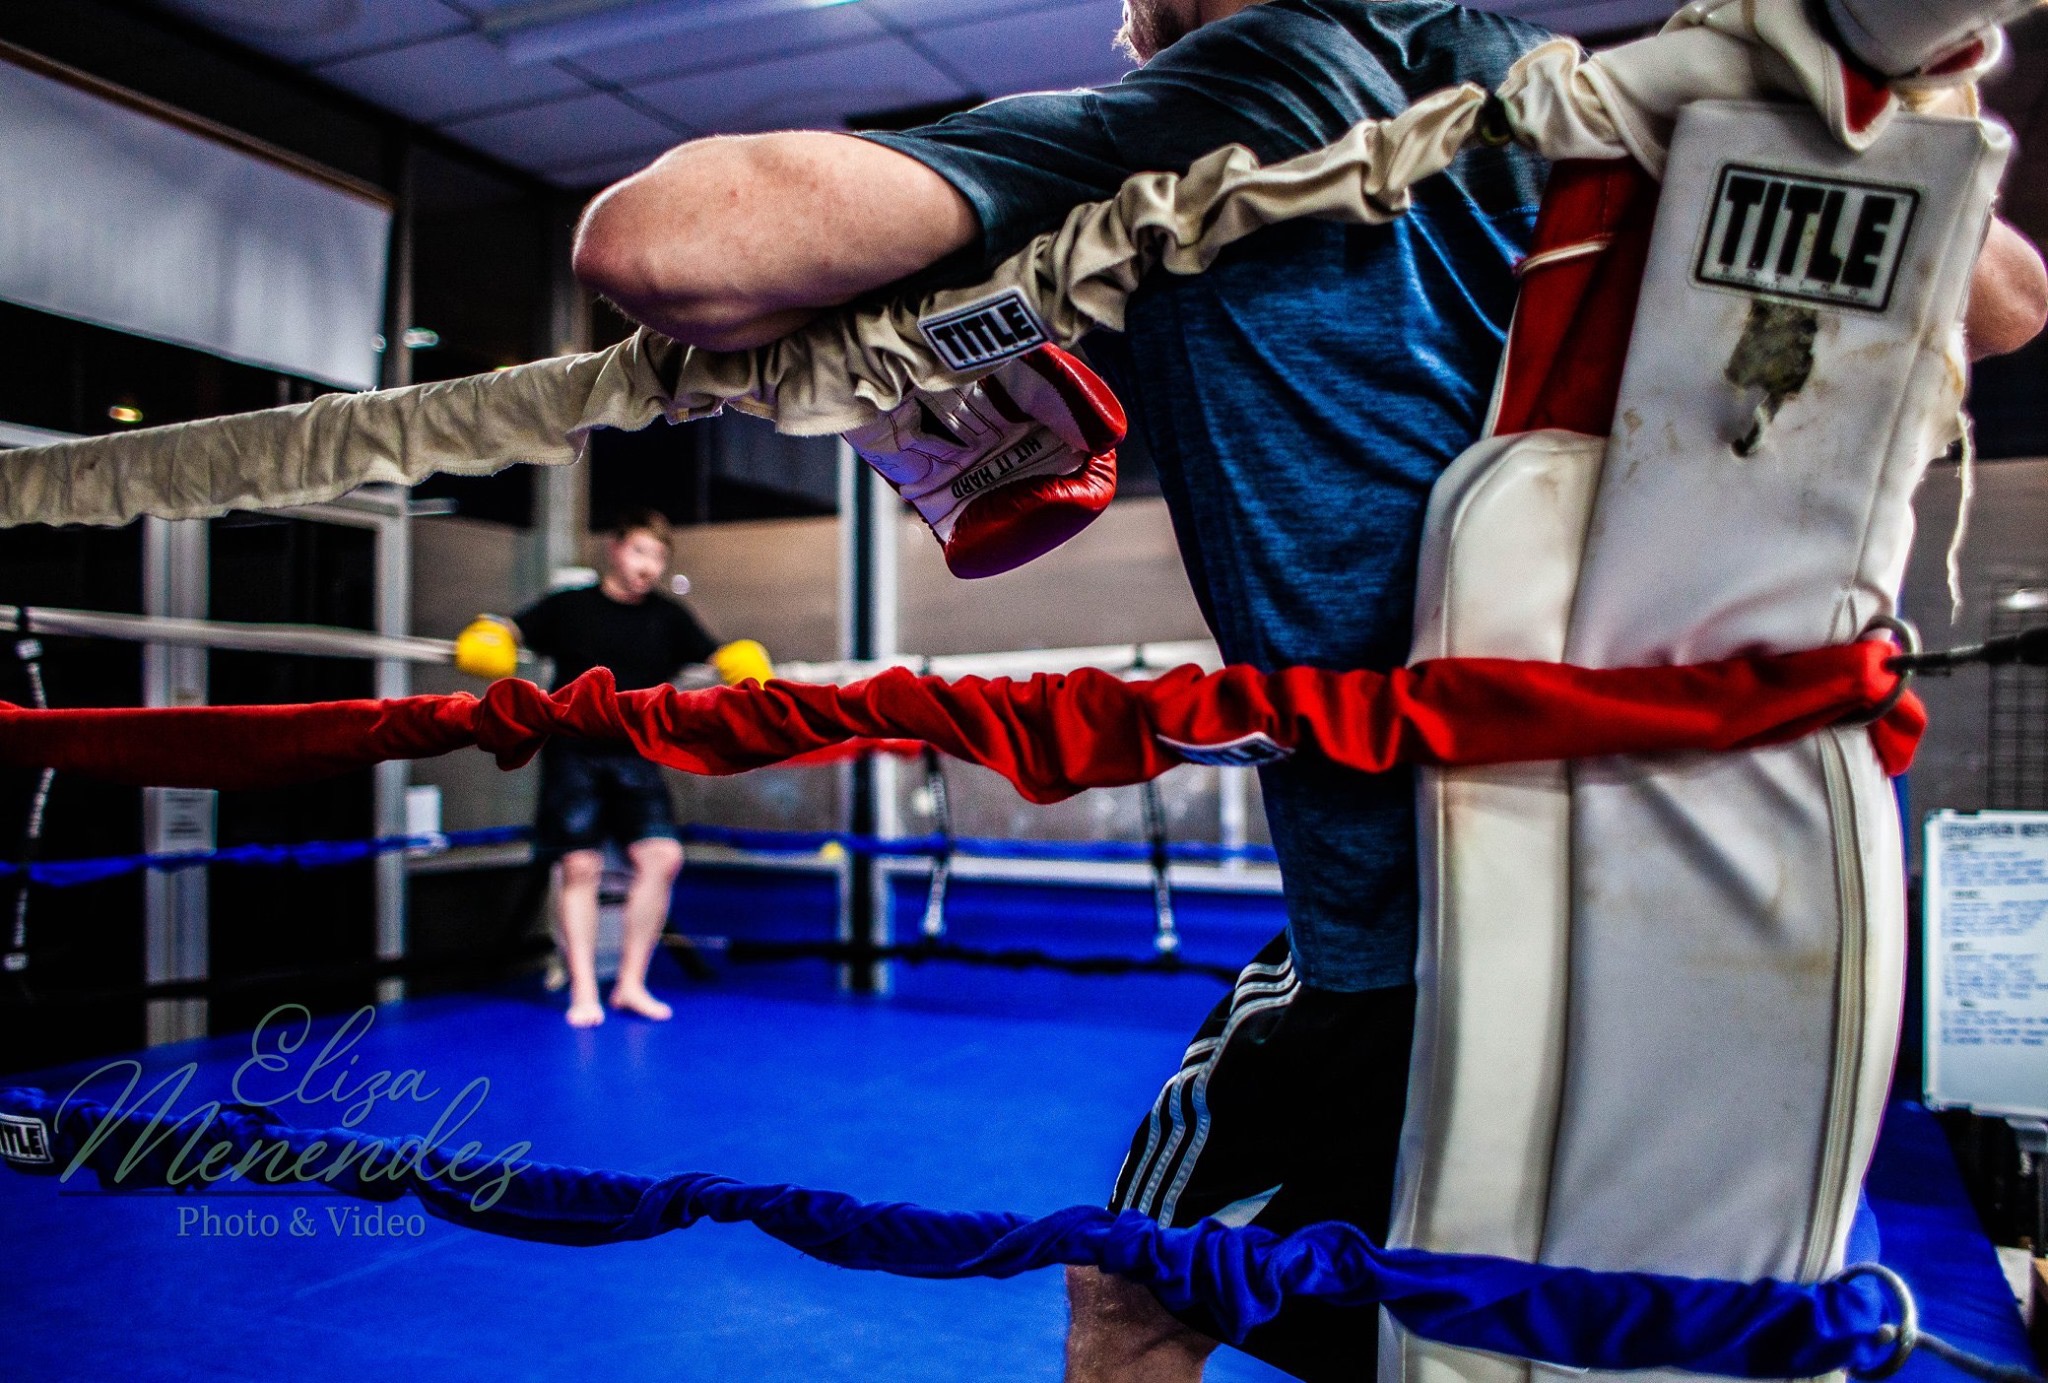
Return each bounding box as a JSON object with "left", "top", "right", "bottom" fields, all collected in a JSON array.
[
  {"left": 571, "top": 132, "right": 975, "bottom": 351},
  {"left": 1966, "top": 217, "right": 2048, "bottom": 360},
  {"left": 576, "top": 128, "right": 2047, "bottom": 365}
]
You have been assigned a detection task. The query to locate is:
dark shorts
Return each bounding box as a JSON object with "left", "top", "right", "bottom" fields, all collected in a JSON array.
[
  {"left": 1111, "top": 931, "right": 1416, "bottom": 1383},
  {"left": 534, "top": 741, "right": 680, "bottom": 858}
]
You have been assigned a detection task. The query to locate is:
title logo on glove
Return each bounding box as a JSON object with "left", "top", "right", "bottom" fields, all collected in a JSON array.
[
  {"left": 920, "top": 289, "right": 1051, "bottom": 372},
  {"left": 1694, "top": 165, "right": 1920, "bottom": 313}
]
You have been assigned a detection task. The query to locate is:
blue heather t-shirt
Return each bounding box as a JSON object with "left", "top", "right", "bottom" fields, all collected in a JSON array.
[{"left": 866, "top": 0, "right": 1551, "bottom": 991}]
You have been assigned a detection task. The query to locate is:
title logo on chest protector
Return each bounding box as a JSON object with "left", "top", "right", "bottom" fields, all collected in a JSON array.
[
  {"left": 1693, "top": 165, "right": 1920, "bottom": 313},
  {"left": 919, "top": 289, "right": 1051, "bottom": 372}
]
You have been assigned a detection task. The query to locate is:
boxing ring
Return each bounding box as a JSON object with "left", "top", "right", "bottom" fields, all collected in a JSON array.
[
  {"left": 0, "top": 934, "right": 2033, "bottom": 1382},
  {"left": 0, "top": 971, "right": 1274, "bottom": 1382},
  {"left": 4, "top": 0, "right": 2048, "bottom": 1376}
]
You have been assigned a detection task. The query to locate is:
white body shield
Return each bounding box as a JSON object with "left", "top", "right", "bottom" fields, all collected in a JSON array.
[{"left": 1386, "top": 101, "right": 2007, "bottom": 1383}]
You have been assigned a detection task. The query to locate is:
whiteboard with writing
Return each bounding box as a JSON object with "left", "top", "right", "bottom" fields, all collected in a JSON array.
[{"left": 1924, "top": 810, "right": 2048, "bottom": 1119}]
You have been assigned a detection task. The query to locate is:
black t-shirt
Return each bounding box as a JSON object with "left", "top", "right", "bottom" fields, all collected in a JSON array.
[{"left": 513, "top": 585, "right": 716, "bottom": 693}]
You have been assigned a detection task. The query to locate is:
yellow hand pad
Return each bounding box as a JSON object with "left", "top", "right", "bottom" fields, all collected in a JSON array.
[
  {"left": 454, "top": 616, "right": 519, "bottom": 681},
  {"left": 711, "top": 639, "right": 775, "bottom": 687}
]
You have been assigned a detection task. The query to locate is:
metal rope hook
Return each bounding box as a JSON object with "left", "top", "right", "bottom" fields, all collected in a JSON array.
[
  {"left": 7, "top": 630, "right": 53, "bottom": 982},
  {"left": 1854, "top": 614, "right": 2048, "bottom": 724},
  {"left": 1839, "top": 1261, "right": 2045, "bottom": 1383},
  {"left": 1838, "top": 1263, "right": 1919, "bottom": 1380},
  {"left": 1843, "top": 614, "right": 1920, "bottom": 727},
  {"left": 919, "top": 759, "right": 954, "bottom": 941},
  {"left": 914, "top": 656, "right": 955, "bottom": 942}
]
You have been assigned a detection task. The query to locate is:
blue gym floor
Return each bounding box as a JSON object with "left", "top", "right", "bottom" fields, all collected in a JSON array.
[{"left": 0, "top": 874, "right": 2035, "bottom": 1382}]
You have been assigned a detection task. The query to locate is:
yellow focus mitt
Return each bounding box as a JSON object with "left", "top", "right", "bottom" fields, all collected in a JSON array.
[
  {"left": 710, "top": 639, "right": 775, "bottom": 687},
  {"left": 454, "top": 615, "right": 519, "bottom": 681}
]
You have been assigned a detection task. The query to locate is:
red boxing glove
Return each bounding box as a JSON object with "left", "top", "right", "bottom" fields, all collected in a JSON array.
[{"left": 843, "top": 345, "right": 1125, "bottom": 579}]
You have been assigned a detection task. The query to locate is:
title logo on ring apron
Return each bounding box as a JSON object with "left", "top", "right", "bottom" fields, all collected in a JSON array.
[
  {"left": 1694, "top": 164, "right": 1920, "bottom": 313},
  {"left": 919, "top": 289, "right": 1051, "bottom": 372}
]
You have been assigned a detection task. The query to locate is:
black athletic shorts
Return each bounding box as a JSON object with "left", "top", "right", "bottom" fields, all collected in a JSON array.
[
  {"left": 534, "top": 740, "right": 680, "bottom": 857},
  {"left": 1111, "top": 931, "right": 1417, "bottom": 1383}
]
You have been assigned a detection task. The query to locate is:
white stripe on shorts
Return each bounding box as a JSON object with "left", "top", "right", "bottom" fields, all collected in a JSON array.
[{"left": 1115, "top": 952, "right": 1297, "bottom": 1222}]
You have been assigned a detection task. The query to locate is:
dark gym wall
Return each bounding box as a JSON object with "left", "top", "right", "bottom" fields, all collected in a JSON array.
[
  {"left": 0, "top": 301, "right": 303, "bottom": 1075},
  {"left": 0, "top": 5, "right": 558, "bottom": 1067},
  {"left": 0, "top": 300, "right": 314, "bottom": 440},
  {"left": 0, "top": 529, "right": 147, "bottom": 1074},
  {"left": 204, "top": 516, "right": 380, "bottom": 1035},
  {"left": 402, "top": 146, "right": 562, "bottom": 526},
  {"left": 1971, "top": 29, "right": 2048, "bottom": 459}
]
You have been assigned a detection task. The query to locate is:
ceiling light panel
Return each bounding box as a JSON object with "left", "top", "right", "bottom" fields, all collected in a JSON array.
[
  {"left": 442, "top": 89, "right": 683, "bottom": 171},
  {"left": 563, "top": 2, "right": 889, "bottom": 86},
  {"left": 862, "top": 0, "right": 1092, "bottom": 26},
  {"left": 911, "top": 1, "right": 1133, "bottom": 97},
  {"left": 316, "top": 31, "right": 588, "bottom": 124},
  {"left": 482, "top": 0, "right": 869, "bottom": 65},
  {"left": 630, "top": 35, "right": 964, "bottom": 134},
  {"left": 151, "top": 0, "right": 465, "bottom": 64}
]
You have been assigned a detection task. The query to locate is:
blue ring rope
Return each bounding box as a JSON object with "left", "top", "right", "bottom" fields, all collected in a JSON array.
[
  {"left": 0, "top": 826, "right": 531, "bottom": 889},
  {"left": 0, "top": 1086, "right": 1928, "bottom": 1380},
  {"left": 0, "top": 824, "right": 1276, "bottom": 889}
]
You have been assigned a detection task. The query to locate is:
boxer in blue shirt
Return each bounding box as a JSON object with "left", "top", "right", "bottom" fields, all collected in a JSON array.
[{"left": 572, "top": 2, "right": 2047, "bottom": 1376}]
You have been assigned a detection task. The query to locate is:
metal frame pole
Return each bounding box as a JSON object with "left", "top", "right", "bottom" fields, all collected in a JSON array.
[
  {"left": 283, "top": 494, "right": 413, "bottom": 1001},
  {"left": 142, "top": 516, "right": 211, "bottom": 1044},
  {"left": 372, "top": 506, "right": 410, "bottom": 1003},
  {"left": 538, "top": 189, "right": 591, "bottom": 589},
  {"left": 837, "top": 443, "right": 897, "bottom": 992}
]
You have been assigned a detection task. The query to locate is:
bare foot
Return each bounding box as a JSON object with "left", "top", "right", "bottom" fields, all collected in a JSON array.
[
  {"left": 565, "top": 998, "right": 605, "bottom": 1028},
  {"left": 609, "top": 987, "right": 673, "bottom": 1021}
]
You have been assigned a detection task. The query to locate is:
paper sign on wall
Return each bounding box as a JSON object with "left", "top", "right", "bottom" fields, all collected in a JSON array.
[{"left": 1924, "top": 809, "right": 2048, "bottom": 1119}]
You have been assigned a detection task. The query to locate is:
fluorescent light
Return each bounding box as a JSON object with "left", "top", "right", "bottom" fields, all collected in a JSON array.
[{"left": 484, "top": 0, "right": 865, "bottom": 65}]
